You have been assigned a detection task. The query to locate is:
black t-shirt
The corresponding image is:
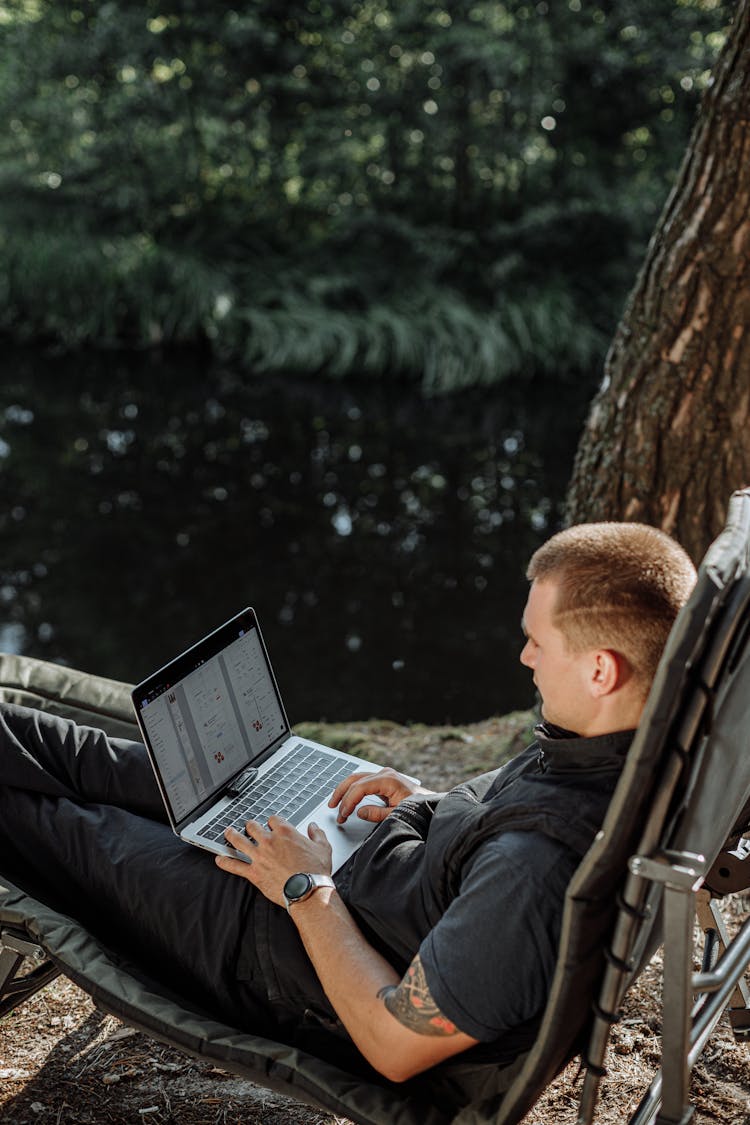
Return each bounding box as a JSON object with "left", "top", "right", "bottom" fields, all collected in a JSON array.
[
  {"left": 420, "top": 828, "right": 578, "bottom": 1041},
  {"left": 254, "top": 727, "right": 633, "bottom": 1048}
]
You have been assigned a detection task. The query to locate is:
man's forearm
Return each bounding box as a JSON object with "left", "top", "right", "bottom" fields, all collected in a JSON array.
[
  {"left": 286, "top": 887, "right": 477, "bottom": 1082},
  {"left": 286, "top": 885, "right": 405, "bottom": 1077},
  {"left": 217, "top": 818, "right": 477, "bottom": 1079}
]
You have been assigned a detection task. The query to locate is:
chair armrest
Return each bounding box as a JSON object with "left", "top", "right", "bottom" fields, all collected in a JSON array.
[{"left": 0, "top": 652, "right": 139, "bottom": 741}]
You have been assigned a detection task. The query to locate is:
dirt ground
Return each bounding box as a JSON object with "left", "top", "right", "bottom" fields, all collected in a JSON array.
[{"left": 1, "top": 714, "right": 749, "bottom": 1124}]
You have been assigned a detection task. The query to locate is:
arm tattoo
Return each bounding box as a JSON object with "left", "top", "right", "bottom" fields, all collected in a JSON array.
[{"left": 377, "top": 955, "right": 460, "bottom": 1037}]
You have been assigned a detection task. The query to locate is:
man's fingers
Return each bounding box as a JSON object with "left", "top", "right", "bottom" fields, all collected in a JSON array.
[
  {"left": 335, "top": 782, "right": 375, "bottom": 822},
  {"left": 328, "top": 771, "right": 373, "bottom": 808},
  {"left": 307, "top": 821, "right": 333, "bottom": 849},
  {"left": 334, "top": 775, "right": 402, "bottom": 822},
  {"left": 223, "top": 821, "right": 262, "bottom": 856},
  {"left": 266, "top": 814, "right": 291, "bottom": 832},
  {"left": 355, "top": 803, "right": 391, "bottom": 823},
  {"left": 215, "top": 851, "right": 253, "bottom": 876},
  {"left": 215, "top": 839, "right": 262, "bottom": 873}
]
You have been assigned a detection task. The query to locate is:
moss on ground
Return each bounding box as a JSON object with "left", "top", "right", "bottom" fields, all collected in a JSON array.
[{"left": 295, "top": 710, "right": 538, "bottom": 790}]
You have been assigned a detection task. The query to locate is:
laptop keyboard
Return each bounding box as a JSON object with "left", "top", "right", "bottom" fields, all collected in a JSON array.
[{"left": 198, "top": 742, "right": 354, "bottom": 843}]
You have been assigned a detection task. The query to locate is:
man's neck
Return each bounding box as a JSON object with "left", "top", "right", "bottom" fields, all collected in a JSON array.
[{"left": 576, "top": 698, "right": 645, "bottom": 738}]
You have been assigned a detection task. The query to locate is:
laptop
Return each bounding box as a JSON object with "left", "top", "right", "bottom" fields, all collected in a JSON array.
[{"left": 132, "top": 607, "right": 388, "bottom": 872}]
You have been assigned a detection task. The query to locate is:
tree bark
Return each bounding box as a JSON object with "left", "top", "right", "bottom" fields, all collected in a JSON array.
[{"left": 565, "top": 0, "right": 750, "bottom": 563}]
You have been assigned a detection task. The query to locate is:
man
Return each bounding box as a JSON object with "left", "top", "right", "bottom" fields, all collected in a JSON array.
[{"left": 0, "top": 522, "right": 696, "bottom": 1095}]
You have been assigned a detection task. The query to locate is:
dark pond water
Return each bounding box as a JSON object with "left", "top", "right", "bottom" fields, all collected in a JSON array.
[{"left": 0, "top": 346, "right": 591, "bottom": 724}]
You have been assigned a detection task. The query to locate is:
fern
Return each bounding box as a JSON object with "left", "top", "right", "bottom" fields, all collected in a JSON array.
[{"left": 0, "top": 224, "right": 608, "bottom": 393}]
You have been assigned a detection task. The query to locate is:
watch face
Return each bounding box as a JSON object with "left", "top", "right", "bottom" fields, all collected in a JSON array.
[{"left": 284, "top": 872, "right": 313, "bottom": 901}]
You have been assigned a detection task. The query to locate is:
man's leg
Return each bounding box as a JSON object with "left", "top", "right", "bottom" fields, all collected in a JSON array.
[
  {"left": 0, "top": 701, "right": 163, "bottom": 816},
  {"left": 0, "top": 701, "right": 271, "bottom": 1030}
]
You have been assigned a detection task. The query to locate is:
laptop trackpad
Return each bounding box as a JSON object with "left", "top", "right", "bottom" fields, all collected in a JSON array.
[{"left": 299, "top": 797, "right": 381, "bottom": 872}]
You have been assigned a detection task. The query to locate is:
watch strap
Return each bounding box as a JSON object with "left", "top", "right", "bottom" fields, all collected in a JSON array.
[{"left": 284, "top": 872, "right": 335, "bottom": 911}]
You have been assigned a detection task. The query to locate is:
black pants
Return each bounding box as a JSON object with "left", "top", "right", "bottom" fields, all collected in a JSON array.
[{"left": 0, "top": 701, "right": 272, "bottom": 1030}]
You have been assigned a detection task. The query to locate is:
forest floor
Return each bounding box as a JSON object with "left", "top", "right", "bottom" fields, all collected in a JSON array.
[{"left": 1, "top": 712, "right": 749, "bottom": 1125}]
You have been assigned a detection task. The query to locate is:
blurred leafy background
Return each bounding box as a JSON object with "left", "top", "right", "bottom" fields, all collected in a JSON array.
[{"left": 0, "top": 0, "right": 731, "bottom": 392}]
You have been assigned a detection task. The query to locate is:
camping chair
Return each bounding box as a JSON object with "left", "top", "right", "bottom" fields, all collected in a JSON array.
[{"left": 2, "top": 492, "right": 750, "bottom": 1125}]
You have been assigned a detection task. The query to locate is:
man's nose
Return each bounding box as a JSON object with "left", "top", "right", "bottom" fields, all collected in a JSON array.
[{"left": 520, "top": 640, "right": 533, "bottom": 668}]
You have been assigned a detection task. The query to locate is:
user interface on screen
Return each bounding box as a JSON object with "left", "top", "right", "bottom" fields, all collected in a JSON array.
[{"left": 137, "top": 614, "right": 287, "bottom": 824}]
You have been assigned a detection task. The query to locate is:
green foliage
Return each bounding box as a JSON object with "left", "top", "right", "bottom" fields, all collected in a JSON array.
[
  {"left": 0, "top": 0, "right": 732, "bottom": 390},
  {"left": 0, "top": 227, "right": 229, "bottom": 346},
  {"left": 0, "top": 223, "right": 605, "bottom": 393},
  {"left": 230, "top": 285, "right": 605, "bottom": 394}
]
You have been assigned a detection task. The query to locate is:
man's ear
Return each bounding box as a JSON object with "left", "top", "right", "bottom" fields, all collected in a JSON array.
[{"left": 590, "top": 649, "right": 623, "bottom": 696}]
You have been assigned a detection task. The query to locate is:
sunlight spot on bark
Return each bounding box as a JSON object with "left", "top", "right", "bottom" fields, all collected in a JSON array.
[
  {"left": 671, "top": 392, "right": 693, "bottom": 434},
  {"left": 669, "top": 192, "right": 712, "bottom": 274},
  {"left": 732, "top": 216, "right": 750, "bottom": 256},
  {"left": 662, "top": 490, "right": 680, "bottom": 534},
  {"left": 695, "top": 152, "right": 715, "bottom": 198},
  {"left": 668, "top": 325, "right": 693, "bottom": 364},
  {"left": 676, "top": 261, "right": 697, "bottom": 290},
  {"left": 732, "top": 389, "right": 749, "bottom": 432},
  {"left": 667, "top": 281, "right": 712, "bottom": 363}
]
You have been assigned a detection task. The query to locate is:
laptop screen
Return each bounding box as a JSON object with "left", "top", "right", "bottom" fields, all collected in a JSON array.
[{"left": 132, "top": 608, "right": 289, "bottom": 827}]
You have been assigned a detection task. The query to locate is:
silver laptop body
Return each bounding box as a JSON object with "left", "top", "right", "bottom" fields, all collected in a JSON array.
[{"left": 132, "top": 608, "right": 384, "bottom": 872}]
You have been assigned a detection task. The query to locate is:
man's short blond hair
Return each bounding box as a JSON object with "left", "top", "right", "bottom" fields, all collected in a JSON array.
[{"left": 526, "top": 522, "right": 697, "bottom": 691}]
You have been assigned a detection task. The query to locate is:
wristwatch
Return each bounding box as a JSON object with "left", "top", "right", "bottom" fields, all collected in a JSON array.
[{"left": 283, "top": 872, "right": 335, "bottom": 911}]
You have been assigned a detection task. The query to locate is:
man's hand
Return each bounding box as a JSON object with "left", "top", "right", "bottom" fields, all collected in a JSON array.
[
  {"left": 329, "top": 766, "right": 435, "bottom": 825},
  {"left": 215, "top": 817, "right": 332, "bottom": 907}
]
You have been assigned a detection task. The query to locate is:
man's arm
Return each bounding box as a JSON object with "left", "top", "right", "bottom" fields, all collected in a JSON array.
[
  {"left": 286, "top": 882, "right": 478, "bottom": 1081},
  {"left": 378, "top": 955, "right": 460, "bottom": 1037},
  {"left": 216, "top": 817, "right": 478, "bottom": 1082}
]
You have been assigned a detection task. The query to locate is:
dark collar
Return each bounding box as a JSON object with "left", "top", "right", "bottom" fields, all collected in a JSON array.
[{"left": 534, "top": 721, "right": 635, "bottom": 774}]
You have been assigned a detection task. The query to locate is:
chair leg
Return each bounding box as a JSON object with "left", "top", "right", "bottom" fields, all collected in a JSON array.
[
  {"left": 695, "top": 891, "right": 750, "bottom": 1040},
  {"left": 0, "top": 929, "right": 61, "bottom": 1017},
  {"left": 656, "top": 882, "right": 695, "bottom": 1124},
  {"left": 637, "top": 877, "right": 750, "bottom": 1125},
  {"left": 627, "top": 850, "right": 704, "bottom": 1125}
]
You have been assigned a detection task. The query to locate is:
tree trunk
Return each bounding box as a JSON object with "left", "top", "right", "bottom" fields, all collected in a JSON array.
[{"left": 565, "top": 0, "right": 750, "bottom": 564}]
